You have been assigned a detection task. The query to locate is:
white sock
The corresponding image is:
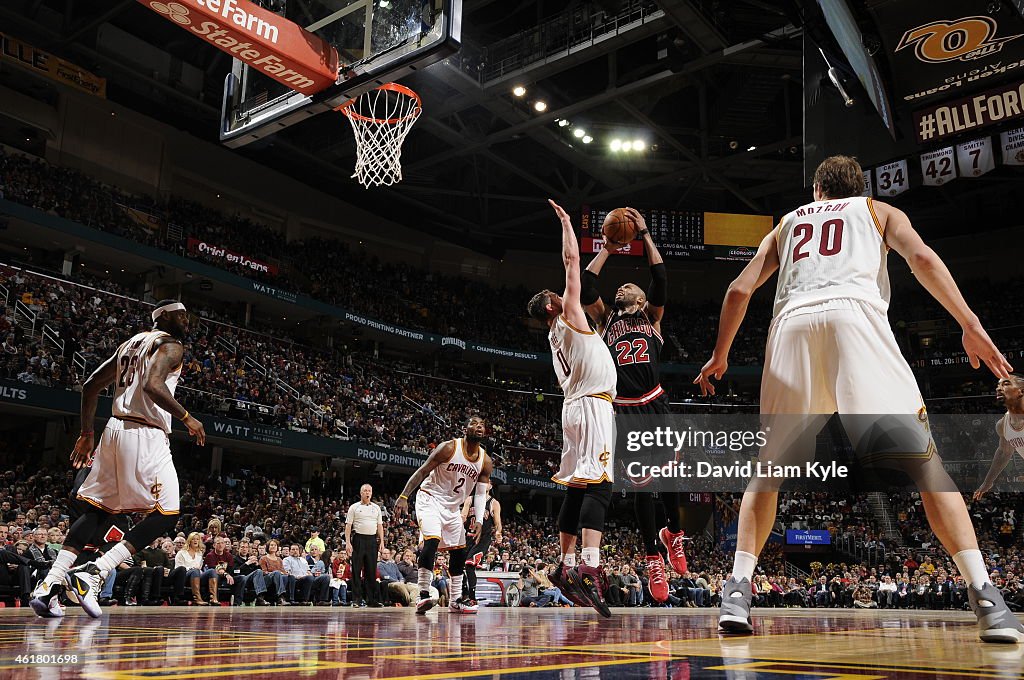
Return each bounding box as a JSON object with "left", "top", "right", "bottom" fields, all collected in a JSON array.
[
  {"left": 952, "top": 549, "right": 991, "bottom": 589},
  {"left": 450, "top": 574, "right": 463, "bottom": 601},
  {"left": 44, "top": 551, "right": 77, "bottom": 586},
  {"left": 94, "top": 543, "right": 132, "bottom": 574},
  {"left": 581, "top": 547, "right": 600, "bottom": 568},
  {"left": 417, "top": 568, "right": 433, "bottom": 597},
  {"left": 732, "top": 551, "right": 757, "bottom": 582},
  {"left": 562, "top": 552, "right": 576, "bottom": 567}
]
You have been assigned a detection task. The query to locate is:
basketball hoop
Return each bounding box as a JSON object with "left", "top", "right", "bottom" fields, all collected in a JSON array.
[{"left": 337, "top": 82, "right": 422, "bottom": 188}]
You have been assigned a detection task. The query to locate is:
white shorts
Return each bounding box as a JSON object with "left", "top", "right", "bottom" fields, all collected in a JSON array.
[
  {"left": 553, "top": 396, "right": 615, "bottom": 486},
  {"left": 760, "top": 299, "right": 932, "bottom": 461},
  {"left": 76, "top": 418, "right": 180, "bottom": 515},
  {"left": 416, "top": 491, "right": 465, "bottom": 551}
]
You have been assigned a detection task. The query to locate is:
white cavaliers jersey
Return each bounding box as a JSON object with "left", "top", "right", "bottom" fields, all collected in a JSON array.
[
  {"left": 1002, "top": 413, "right": 1024, "bottom": 457},
  {"left": 548, "top": 315, "right": 617, "bottom": 402},
  {"left": 111, "top": 330, "right": 181, "bottom": 433},
  {"left": 774, "top": 196, "right": 891, "bottom": 318},
  {"left": 420, "top": 438, "right": 485, "bottom": 509}
]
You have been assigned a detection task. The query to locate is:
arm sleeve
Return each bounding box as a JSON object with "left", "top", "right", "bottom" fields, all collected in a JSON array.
[
  {"left": 473, "top": 483, "right": 488, "bottom": 525},
  {"left": 647, "top": 263, "right": 667, "bottom": 307},
  {"left": 581, "top": 270, "right": 601, "bottom": 306}
]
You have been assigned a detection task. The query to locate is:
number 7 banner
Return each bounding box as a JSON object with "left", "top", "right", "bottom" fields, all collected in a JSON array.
[
  {"left": 956, "top": 137, "right": 994, "bottom": 177},
  {"left": 920, "top": 147, "right": 957, "bottom": 186},
  {"left": 875, "top": 159, "right": 909, "bottom": 197}
]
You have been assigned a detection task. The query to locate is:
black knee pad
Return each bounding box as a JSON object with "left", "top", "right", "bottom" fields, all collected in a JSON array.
[
  {"left": 418, "top": 538, "right": 440, "bottom": 570},
  {"left": 579, "top": 482, "right": 612, "bottom": 531},
  {"left": 558, "top": 485, "right": 587, "bottom": 534},
  {"left": 124, "top": 512, "right": 178, "bottom": 552},
  {"left": 448, "top": 547, "right": 467, "bottom": 576}
]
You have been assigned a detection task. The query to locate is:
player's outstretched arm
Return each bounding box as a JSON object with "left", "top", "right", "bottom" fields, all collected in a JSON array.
[
  {"left": 629, "top": 208, "right": 667, "bottom": 328},
  {"left": 394, "top": 440, "right": 453, "bottom": 517},
  {"left": 73, "top": 353, "right": 118, "bottom": 469},
  {"left": 882, "top": 201, "right": 1012, "bottom": 378},
  {"left": 694, "top": 226, "right": 780, "bottom": 396},
  {"left": 583, "top": 248, "right": 610, "bottom": 332},
  {"left": 549, "top": 199, "right": 589, "bottom": 331},
  {"left": 146, "top": 339, "right": 206, "bottom": 445},
  {"left": 974, "top": 417, "right": 1015, "bottom": 500}
]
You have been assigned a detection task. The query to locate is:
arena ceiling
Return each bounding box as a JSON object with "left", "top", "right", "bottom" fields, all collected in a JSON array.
[{"left": 1, "top": 0, "right": 1020, "bottom": 256}]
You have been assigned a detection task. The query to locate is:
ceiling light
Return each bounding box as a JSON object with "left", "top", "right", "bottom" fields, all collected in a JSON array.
[
  {"left": 573, "top": 128, "right": 586, "bottom": 139},
  {"left": 582, "top": 135, "right": 593, "bottom": 144},
  {"left": 512, "top": 85, "right": 526, "bottom": 97},
  {"left": 533, "top": 100, "right": 547, "bottom": 112},
  {"left": 632, "top": 140, "right": 645, "bottom": 151},
  {"left": 610, "top": 139, "right": 622, "bottom": 151},
  {"left": 557, "top": 119, "right": 570, "bottom": 127},
  {"left": 747, "top": 145, "right": 757, "bottom": 151}
]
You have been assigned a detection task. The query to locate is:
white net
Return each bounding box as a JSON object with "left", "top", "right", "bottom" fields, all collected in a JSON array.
[{"left": 340, "top": 83, "right": 422, "bottom": 188}]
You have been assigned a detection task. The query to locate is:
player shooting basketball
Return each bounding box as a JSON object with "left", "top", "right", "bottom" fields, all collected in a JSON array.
[{"left": 579, "top": 208, "right": 698, "bottom": 605}]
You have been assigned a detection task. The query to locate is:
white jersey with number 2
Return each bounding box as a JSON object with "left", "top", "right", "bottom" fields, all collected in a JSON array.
[
  {"left": 420, "top": 438, "right": 485, "bottom": 511},
  {"left": 774, "top": 196, "right": 890, "bottom": 318}
]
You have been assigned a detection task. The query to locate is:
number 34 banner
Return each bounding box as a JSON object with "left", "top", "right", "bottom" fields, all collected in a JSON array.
[
  {"left": 920, "top": 147, "right": 957, "bottom": 186},
  {"left": 875, "top": 159, "right": 909, "bottom": 197}
]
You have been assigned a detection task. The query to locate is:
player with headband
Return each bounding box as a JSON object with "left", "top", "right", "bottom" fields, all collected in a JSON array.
[{"left": 29, "top": 299, "right": 205, "bottom": 619}]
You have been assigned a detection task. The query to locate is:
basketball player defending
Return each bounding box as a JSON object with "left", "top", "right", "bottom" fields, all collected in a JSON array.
[
  {"left": 974, "top": 374, "right": 1024, "bottom": 500},
  {"left": 580, "top": 208, "right": 690, "bottom": 604},
  {"left": 526, "top": 199, "right": 618, "bottom": 618},
  {"left": 30, "top": 300, "right": 205, "bottom": 618},
  {"left": 395, "top": 416, "right": 493, "bottom": 614},
  {"left": 695, "top": 156, "right": 1023, "bottom": 643},
  {"left": 460, "top": 485, "right": 502, "bottom": 601}
]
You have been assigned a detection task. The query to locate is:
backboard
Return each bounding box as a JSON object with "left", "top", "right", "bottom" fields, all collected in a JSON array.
[{"left": 220, "top": 0, "right": 461, "bottom": 147}]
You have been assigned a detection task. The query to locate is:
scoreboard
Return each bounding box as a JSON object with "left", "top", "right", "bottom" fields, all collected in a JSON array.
[{"left": 580, "top": 206, "right": 774, "bottom": 261}]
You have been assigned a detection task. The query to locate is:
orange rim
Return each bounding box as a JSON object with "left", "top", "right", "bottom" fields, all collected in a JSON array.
[{"left": 336, "top": 82, "right": 422, "bottom": 125}]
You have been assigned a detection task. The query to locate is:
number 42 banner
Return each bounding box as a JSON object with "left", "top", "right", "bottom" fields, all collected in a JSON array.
[
  {"left": 920, "top": 147, "right": 957, "bottom": 187},
  {"left": 875, "top": 159, "right": 909, "bottom": 197}
]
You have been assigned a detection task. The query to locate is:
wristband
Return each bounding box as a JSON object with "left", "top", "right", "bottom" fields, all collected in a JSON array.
[
  {"left": 179, "top": 410, "right": 190, "bottom": 422},
  {"left": 637, "top": 228, "right": 649, "bottom": 237},
  {"left": 399, "top": 494, "right": 409, "bottom": 500}
]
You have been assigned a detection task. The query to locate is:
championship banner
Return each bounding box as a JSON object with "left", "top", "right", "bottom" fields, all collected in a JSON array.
[
  {"left": 868, "top": 2, "right": 1024, "bottom": 103},
  {"left": 0, "top": 32, "right": 106, "bottom": 97},
  {"left": 861, "top": 169, "right": 874, "bottom": 197},
  {"left": 913, "top": 79, "right": 1024, "bottom": 143},
  {"left": 920, "top": 147, "right": 958, "bottom": 186},
  {"left": 956, "top": 137, "right": 995, "bottom": 176},
  {"left": 186, "top": 237, "right": 279, "bottom": 276},
  {"left": 874, "top": 159, "right": 909, "bottom": 197},
  {"left": 1000, "top": 126, "right": 1024, "bottom": 164}
]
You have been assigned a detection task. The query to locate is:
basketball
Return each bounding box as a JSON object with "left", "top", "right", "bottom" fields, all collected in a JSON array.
[{"left": 601, "top": 208, "right": 638, "bottom": 246}]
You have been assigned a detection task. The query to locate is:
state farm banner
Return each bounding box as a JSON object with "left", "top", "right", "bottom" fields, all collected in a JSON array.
[
  {"left": 956, "top": 137, "right": 995, "bottom": 176},
  {"left": 874, "top": 159, "right": 910, "bottom": 197},
  {"left": 1000, "top": 126, "right": 1024, "bottom": 164},
  {"left": 138, "top": 0, "right": 338, "bottom": 93},
  {"left": 913, "top": 79, "right": 1024, "bottom": 143},
  {"left": 187, "top": 238, "right": 279, "bottom": 276},
  {"left": 869, "top": 2, "right": 1024, "bottom": 104}
]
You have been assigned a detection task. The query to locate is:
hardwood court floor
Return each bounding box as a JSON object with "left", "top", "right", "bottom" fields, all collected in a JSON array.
[{"left": 1, "top": 606, "right": 1023, "bottom": 679}]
